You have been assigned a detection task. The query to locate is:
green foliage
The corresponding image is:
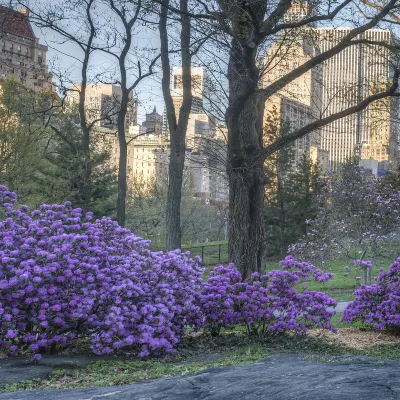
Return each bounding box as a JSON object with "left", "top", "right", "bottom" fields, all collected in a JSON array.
[
  {"left": 127, "top": 173, "right": 227, "bottom": 248},
  {"left": 264, "top": 150, "right": 322, "bottom": 257},
  {"left": 0, "top": 78, "right": 117, "bottom": 217},
  {"left": 0, "top": 78, "right": 56, "bottom": 204},
  {"left": 43, "top": 108, "right": 117, "bottom": 217}
]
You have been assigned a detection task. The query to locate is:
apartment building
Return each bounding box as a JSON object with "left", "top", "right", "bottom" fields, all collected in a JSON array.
[{"left": 0, "top": 7, "right": 52, "bottom": 91}]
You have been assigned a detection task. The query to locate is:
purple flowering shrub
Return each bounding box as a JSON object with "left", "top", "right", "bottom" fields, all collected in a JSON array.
[
  {"left": 341, "top": 258, "right": 400, "bottom": 330},
  {"left": 0, "top": 186, "right": 203, "bottom": 358},
  {"left": 196, "top": 256, "right": 337, "bottom": 336}
]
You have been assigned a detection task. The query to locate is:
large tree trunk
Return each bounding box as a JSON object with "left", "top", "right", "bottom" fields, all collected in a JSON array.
[
  {"left": 226, "top": 40, "right": 267, "bottom": 278},
  {"left": 116, "top": 130, "right": 127, "bottom": 227},
  {"left": 160, "top": 0, "right": 192, "bottom": 250},
  {"left": 166, "top": 125, "right": 186, "bottom": 249},
  {"left": 116, "top": 90, "right": 129, "bottom": 227}
]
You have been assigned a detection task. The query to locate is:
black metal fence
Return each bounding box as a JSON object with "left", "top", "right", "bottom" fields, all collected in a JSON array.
[
  {"left": 182, "top": 242, "right": 229, "bottom": 265},
  {"left": 151, "top": 242, "right": 229, "bottom": 266}
]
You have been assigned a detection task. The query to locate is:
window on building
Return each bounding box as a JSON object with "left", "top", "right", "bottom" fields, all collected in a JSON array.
[
  {"left": 17, "top": 46, "right": 21, "bottom": 54},
  {"left": 38, "top": 51, "right": 43, "bottom": 64}
]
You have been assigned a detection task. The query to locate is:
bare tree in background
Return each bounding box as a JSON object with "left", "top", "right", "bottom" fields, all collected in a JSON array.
[
  {"left": 17, "top": 0, "right": 159, "bottom": 226},
  {"left": 100, "top": 0, "right": 159, "bottom": 227},
  {"left": 17, "top": 0, "right": 98, "bottom": 210}
]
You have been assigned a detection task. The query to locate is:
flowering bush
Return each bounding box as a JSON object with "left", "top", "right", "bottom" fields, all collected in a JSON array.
[
  {"left": 0, "top": 186, "right": 203, "bottom": 358},
  {"left": 341, "top": 258, "right": 400, "bottom": 330},
  {"left": 196, "top": 256, "right": 337, "bottom": 336}
]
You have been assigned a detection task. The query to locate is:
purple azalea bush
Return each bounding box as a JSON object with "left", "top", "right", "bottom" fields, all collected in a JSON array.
[
  {"left": 0, "top": 186, "right": 203, "bottom": 358},
  {"left": 0, "top": 186, "right": 339, "bottom": 359},
  {"left": 341, "top": 258, "right": 400, "bottom": 330},
  {"left": 196, "top": 256, "right": 337, "bottom": 336}
]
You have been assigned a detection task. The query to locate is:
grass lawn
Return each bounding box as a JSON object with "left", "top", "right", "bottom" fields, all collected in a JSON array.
[
  {"left": 265, "top": 258, "right": 391, "bottom": 302},
  {"left": 196, "top": 247, "right": 391, "bottom": 301},
  {"left": 202, "top": 258, "right": 381, "bottom": 301}
]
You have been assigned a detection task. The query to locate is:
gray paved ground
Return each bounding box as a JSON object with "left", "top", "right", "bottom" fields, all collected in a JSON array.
[
  {"left": 0, "top": 355, "right": 117, "bottom": 386},
  {"left": 331, "top": 301, "right": 350, "bottom": 313},
  {"left": 1, "top": 354, "right": 399, "bottom": 400}
]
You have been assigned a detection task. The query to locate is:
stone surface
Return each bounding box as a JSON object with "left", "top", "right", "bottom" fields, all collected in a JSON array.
[
  {"left": 330, "top": 301, "right": 350, "bottom": 313},
  {"left": 0, "top": 356, "right": 116, "bottom": 386},
  {"left": 0, "top": 358, "right": 52, "bottom": 386},
  {"left": 1, "top": 354, "right": 400, "bottom": 400}
]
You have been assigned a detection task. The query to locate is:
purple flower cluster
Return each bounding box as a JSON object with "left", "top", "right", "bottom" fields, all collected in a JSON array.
[
  {"left": 341, "top": 257, "right": 400, "bottom": 330},
  {"left": 0, "top": 186, "right": 203, "bottom": 357},
  {"left": 354, "top": 260, "right": 372, "bottom": 270},
  {"left": 195, "top": 256, "right": 337, "bottom": 336}
]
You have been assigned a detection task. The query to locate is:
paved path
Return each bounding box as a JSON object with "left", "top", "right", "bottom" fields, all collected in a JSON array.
[
  {"left": 331, "top": 301, "right": 350, "bottom": 313},
  {"left": 1, "top": 354, "right": 399, "bottom": 400}
]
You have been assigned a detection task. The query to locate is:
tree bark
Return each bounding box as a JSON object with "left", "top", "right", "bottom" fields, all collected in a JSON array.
[
  {"left": 78, "top": 0, "right": 96, "bottom": 211},
  {"left": 116, "top": 94, "right": 129, "bottom": 227},
  {"left": 226, "top": 40, "right": 267, "bottom": 278},
  {"left": 159, "top": 0, "right": 192, "bottom": 250}
]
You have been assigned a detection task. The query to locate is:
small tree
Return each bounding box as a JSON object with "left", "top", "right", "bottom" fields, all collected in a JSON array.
[
  {"left": 20, "top": 0, "right": 159, "bottom": 226},
  {"left": 265, "top": 152, "right": 321, "bottom": 257},
  {"left": 291, "top": 164, "right": 400, "bottom": 284}
]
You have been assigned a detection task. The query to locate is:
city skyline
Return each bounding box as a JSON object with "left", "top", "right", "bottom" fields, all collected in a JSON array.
[{"left": 1, "top": 5, "right": 399, "bottom": 172}]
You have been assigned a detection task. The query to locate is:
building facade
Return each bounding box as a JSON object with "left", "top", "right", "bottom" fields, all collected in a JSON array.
[
  {"left": 263, "top": 36, "right": 322, "bottom": 165},
  {"left": 0, "top": 7, "right": 52, "bottom": 91},
  {"left": 263, "top": 27, "right": 399, "bottom": 170},
  {"left": 96, "top": 124, "right": 168, "bottom": 191},
  {"left": 163, "top": 66, "right": 211, "bottom": 134},
  {"left": 315, "top": 28, "right": 398, "bottom": 168},
  {"left": 142, "top": 106, "right": 163, "bottom": 135},
  {"left": 67, "top": 84, "right": 138, "bottom": 129}
]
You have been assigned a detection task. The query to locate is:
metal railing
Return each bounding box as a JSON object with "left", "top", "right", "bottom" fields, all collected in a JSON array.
[
  {"left": 151, "top": 242, "right": 229, "bottom": 266},
  {"left": 182, "top": 242, "right": 229, "bottom": 265}
]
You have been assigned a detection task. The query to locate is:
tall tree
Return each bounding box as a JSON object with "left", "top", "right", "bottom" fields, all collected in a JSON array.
[
  {"left": 159, "top": 0, "right": 193, "bottom": 250},
  {"left": 19, "top": 0, "right": 159, "bottom": 226},
  {"left": 18, "top": 0, "right": 100, "bottom": 210},
  {"left": 172, "top": 0, "right": 400, "bottom": 276}
]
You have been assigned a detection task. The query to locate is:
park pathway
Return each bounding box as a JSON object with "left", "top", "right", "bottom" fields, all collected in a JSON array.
[{"left": 331, "top": 301, "right": 350, "bottom": 313}]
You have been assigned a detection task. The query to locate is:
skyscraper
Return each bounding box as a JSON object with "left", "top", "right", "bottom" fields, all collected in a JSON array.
[
  {"left": 263, "top": 35, "right": 322, "bottom": 165},
  {"left": 171, "top": 66, "right": 207, "bottom": 116},
  {"left": 314, "top": 28, "right": 398, "bottom": 167},
  {"left": 263, "top": 26, "right": 399, "bottom": 169}
]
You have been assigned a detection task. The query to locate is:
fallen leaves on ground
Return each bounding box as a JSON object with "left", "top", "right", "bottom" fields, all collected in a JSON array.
[{"left": 309, "top": 328, "right": 400, "bottom": 350}]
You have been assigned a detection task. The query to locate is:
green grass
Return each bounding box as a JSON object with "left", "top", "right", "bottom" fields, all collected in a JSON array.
[
  {"left": 199, "top": 252, "right": 389, "bottom": 301},
  {"left": 265, "top": 258, "right": 390, "bottom": 302},
  {"left": 330, "top": 313, "right": 365, "bottom": 329}
]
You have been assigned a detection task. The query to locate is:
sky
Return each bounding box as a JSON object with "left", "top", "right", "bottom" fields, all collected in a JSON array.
[{"left": 32, "top": 25, "right": 166, "bottom": 124}]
